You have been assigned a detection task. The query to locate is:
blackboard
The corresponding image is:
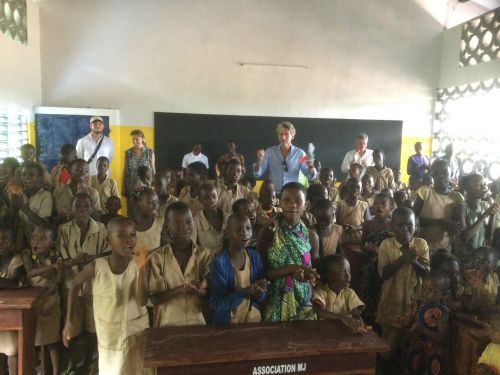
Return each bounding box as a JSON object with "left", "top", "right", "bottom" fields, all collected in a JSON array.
[{"left": 154, "top": 112, "right": 402, "bottom": 180}]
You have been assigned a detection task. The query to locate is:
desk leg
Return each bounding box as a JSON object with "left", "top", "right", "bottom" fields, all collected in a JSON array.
[{"left": 17, "top": 308, "right": 36, "bottom": 375}]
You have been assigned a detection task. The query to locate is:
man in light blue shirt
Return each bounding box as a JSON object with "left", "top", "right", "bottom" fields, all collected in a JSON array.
[{"left": 254, "top": 121, "right": 317, "bottom": 194}]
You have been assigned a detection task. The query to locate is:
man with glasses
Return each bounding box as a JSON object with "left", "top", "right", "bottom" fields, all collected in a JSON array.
[{"left": 253, "top": 121, "right": 317, "bottom": 194}]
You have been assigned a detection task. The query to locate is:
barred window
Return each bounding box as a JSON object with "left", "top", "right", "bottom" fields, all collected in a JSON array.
[{"left": 0, "top": 108, "right": 29, "bottom": 162}]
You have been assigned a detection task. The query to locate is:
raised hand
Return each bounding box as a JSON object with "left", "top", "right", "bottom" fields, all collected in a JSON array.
[{"left": 134, "top": 246, "right": 150, "bottom": 270}]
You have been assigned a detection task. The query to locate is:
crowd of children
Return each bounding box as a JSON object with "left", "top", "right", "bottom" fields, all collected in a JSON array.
[{"left": 0, "top": 139, "right": 499, "bottom": 375}]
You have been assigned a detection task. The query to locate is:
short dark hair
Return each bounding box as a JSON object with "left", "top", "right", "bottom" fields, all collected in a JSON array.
[
  {"left": 430, "top": 249, "right": 458, "bottom": 271},
  {"left": 60, "top": 144, "right": 76, "bottom": 156},
  {"left": 69, "top": 158, "right": 87, "bottom": 171},
  {"left": 97, "top": 156, "right": 109, "bottom": 164},
  {"left": 392, "top": 207, "right": 415, "bottom": 221},
  {"left": 107, "top": 217, "right": 135, "bottom": 234},
  {"left": 22, "top": 161, "right": 44, "bottom": 178},
  {"left": 323, "top": 254, "right": 348, "bottom": 273},
  {"left": 227, "top": 212, "right": 251, "bottom": 228},
  {"left": 232, "top": 198, "right": 253, "bottom": 214},
  {"left": 165, "top": 201, "right": 191, "bottom": 221},
  {"left": 198, "top": 182, "right": 216, "bottom": 196},
  {"left": 71, "top": 192, "right": 92, "bottom": 206},
  {"left": 281, "top": 182, "right": 306, "bottom": 196},
  {"left": 187, "top": 161, "right": 208, "bottom": 177},
  {"left": 424, "top": 271, "right": 451, "bottom": 294}
]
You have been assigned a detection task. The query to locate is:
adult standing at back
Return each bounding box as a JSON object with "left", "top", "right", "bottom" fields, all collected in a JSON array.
[
  {"left": 253, "top": 121, "right": 317, "bottom": 194},
  {"left": 122, "top": 130, "right": 156, "bottom": 214},
  {"left": 182, "top": 142, "right": 209, "bottom": 174},
  {"left": 340, "top": 133, "right": 373, "bottom": 177},
  {"left": 407, "top": 142, "right": 430, "bottom": 190},
  {"left": 75, "top": 116, "right": 114, "bottom": 176}
]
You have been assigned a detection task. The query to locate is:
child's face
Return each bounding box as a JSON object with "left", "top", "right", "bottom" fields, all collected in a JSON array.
[
  {"left": 71, "top": 161, "right": 89, "bottom": 182},
  {"left": 256, "top": 149, "right": 265, "bottom": 159},
  {"left": 138, "top": 191, "right": 159, "bottom": 217},
  {"left": 162, "top": 171, "right": 172, "bottom": 185},
  {"left": 97, "top": 159, "right": 109, "bottom": 176},
  {"left": 440, "top": 260, "right": 460, "bottom": 291},
  {"left": 108, "top": 221, "right": 137, "bottom": 257},
  {"left": 280, "top": 188, "right": 306, "bottom": 223},
  {"left": 362, "top": 176, "right": 374, "bottom": 193},
  {"left": 349, "top": 166, "right": 361, "bottom": 178},
  {"left": 237, "top": 202, "right": 257, "bottom": 226},
  {"left": 0, "top": 165, "right": 10, "bottom": 188},
  {"left": 346, "top": 181, "right": 361, "bottom": 201},
  {"left": 144, "top": 169, "right": 152, "bottom": 181},
  {"left": 31, "top": 227, "right": 54, "bottom": 257},
  {"left": 373, "top": 196, "right": 392, "bottom": 219},
  {"left": 186, "top": 168, "right": 202, "bottom": 185},
  {"left": 199, "top": 188, "right": 218, "bottom": 211},
  {"left": 327, "top": 259, "right": 351, "bottom": 289},
  {"left": 311, "top": 206, "right": 334, "bottom": 229},
  {"left": 393, "top": 169, "right": 402, "bottom": 181},
  {"left": 21, "top": 146, "right": 35, "bottom": 162},
  {"left": 472, "top": 250, "right": 496, "bottom": 274},
  {"left": 72, "top": 196, "right": 93, "bottom": 221},
  {"left": 21, "top": 166, "right": 42, "bottom": 192},
  {"left": 106, "top": 197, "right": 121, "bottom": 215},
  {"left": 421, "top": 277, "right": 444, "bottom": 303},
  {"left": 431, "top": 163, "right": 450, "bottom": 190},
  {"left": 225, "top": 164, "right": 242, "bottom": 185},
  {"left": 64, "top": 150, "right": 77, "bottom": 165},
  {"left": 467, "top": 175, "right": 488, "bottom": 200},
  {"left": 226, "top": 217, "right": 252, "bottom": 249},
  {"left": 167, "top": 209, "right": 194, "bottom": 243},
  {"left": 259, "top": 184, "right": 276, "bottom": 208},
  {"left": 0, "top": 229, "right": 13, "bottom": 255},
  {"left": 392, "top": 212, "right": 416, "bottom": 245},
  {"left": 373, "top": 152, "right": 383, "bottom": 167},
  {"left": 310, "top": 186, "right": 328, "bottom": 205},
  {"left": 154, "top": 176, "right": 168, "bottom": 196},
  {"left": 320, "top": 170, "right": 334, "bottom": 186}
]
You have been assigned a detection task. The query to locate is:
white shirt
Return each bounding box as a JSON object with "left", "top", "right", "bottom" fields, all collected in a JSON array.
[
  {"left": 182, "top": 152, "right": 209, "bottom": 169},
  {"left": 340, "top": 149, "right": 374, "bottom": 176},
  {"left": 75, "top": 133, "right": 114, "bottom": 176}
]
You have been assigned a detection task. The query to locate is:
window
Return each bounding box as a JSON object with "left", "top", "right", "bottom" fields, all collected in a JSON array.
[
  {"left": 0, "top": 0, "right": 28, "bottom": 44},
  {"left": 0, "top": 108, "right": 29, "bottom": 162},
  {"left": 433, "top": 78, "right": 500, "bottom": 180}
]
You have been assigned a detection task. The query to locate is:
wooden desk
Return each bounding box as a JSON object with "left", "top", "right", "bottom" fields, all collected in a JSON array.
[
  {"left": 0, "top": 288, "right": 43, "bottom": 375},
  {"left": 144, "top": 320, "right": 388, "bottom": 375}
]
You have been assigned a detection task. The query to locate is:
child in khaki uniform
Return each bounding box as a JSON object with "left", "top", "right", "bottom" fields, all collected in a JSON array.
[
  {"left": 178, "top": 162, "right": 207, "bottom": 217},
  {"left": 90, "top": 157, "right": 119, "bottom": 213},
  {"left": 53, "top": 159, "right": 102, "bottom": 222},
  {"left": 153, "top": 173, "right": 178, "bottom": 219},
  {"left": 313, "top": 254, "right": 366, "bottom": 333},
  {"left": 58, "top": 193, "right": 108, "bottom": 373},
  {"left": 63, "top": 217, "right": 152, "bottom": 375},
  {"left": 311, "top": 199, "right": 343, "bottom": 261},
  {"left": 0, "top": 226, "right": 23, "bottom": 375},
  {"left": 23, "top": 224, "right": 66, "bottom": 375},
  {"left": 337, "top": 178, "right": 370, "bottom": 244},
  {"left": 319, "top": 168, "right": 340, "bottom": 208},
  {"left": 255, "top": 180, "right": 281, "bottom": 227},
  {"left": 132, "top": 188, "right": 164, "bottom": 252},
  {"left": 414, "top": 159, "right": 464, "bottom": 253},
  {"left": 149, "top": 202, "right": 213, "bottom": 327},
  {"left": 194, "top": 183, "right": 229, "bottom": 254},
  {"left": 364, "top": 149, "right": 395, "bottom": 191},
  {"left": 376, "top": 208, "right": 429, "bottom": 373},
  {"left": 216, "top": 159, "right": 252, "bottom": 215}
]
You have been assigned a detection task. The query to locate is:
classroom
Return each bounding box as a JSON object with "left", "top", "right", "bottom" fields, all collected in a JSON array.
[{"left": 1, "top": 0, "right": 500, "bottom": 374}]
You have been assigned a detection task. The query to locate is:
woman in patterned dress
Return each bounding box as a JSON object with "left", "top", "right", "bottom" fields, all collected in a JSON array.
[{"left": 122, "top": 130, "right": 155, "bottom": 215}]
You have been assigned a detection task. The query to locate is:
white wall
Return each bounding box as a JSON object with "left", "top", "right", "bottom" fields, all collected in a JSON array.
[
  {"left": 39, "top": 0, "right": 446, "bottom": 137},
  {"left": 0, "top": 0, "right": 41, "bottom": 119},
  {"left": 439, "top": 21, "right": 500, "bottom": 89}
]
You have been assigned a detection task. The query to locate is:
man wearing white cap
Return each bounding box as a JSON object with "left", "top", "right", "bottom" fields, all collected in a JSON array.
[{"left": 75, "top": 116, "right": 114, "bottom": 176}]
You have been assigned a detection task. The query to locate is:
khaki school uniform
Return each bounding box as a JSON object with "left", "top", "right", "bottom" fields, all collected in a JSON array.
[
  {"left": 326, "top": 183, "right": 341, "bottom": 207},
  {"left": 194, "top": 210, "right": 229, "bottom": 254},
  {"left": 58, "top": 218, "right": 108, "bottom": 335},
  {"left": 17, "top": 188, "right": 53, "bottom": 249},
  {"left": 53, "top": 183, "right": 102, "bottom": 216},
  {"left": 90, "top": 175, "right": 119, "bottom": 213},
  {"left": 417, "top": 186, "right": 464, "bottom": 252},
  {"left": 337, "top": 199, "right": 369, "bottom": 244},
  {"left": 320, "top": 224, "right": 343, "bottom": 256},
  {"left": 136, "top": 215, "right": 164, "bottom": 252},
  {"left": 465, "top": 272, "right": 499, "bottom": 312},
  {"left": 27, "top": 257, "right": 61, "bottom": 346},
  {"left": 302, "top": 209, "right": 316, "bottom": 227},
  {"left": 0, "top": 255, "right": 23, "bottom": 356},
  {"left": 149, "top": 243, "right": 213, "bottom": 327},
  {"left": 216, "top": 183, "right": 252, "bottom": 215},
  {"left": 313, "top": 284, "right": 364, "bottom": 315},
  {"left": 93, "top": 257, "right": 152, "bottom": 375},
  {"left": 360, "top": 192, "right": 377, "bottom": 208},
  {"left": 158, "top": 195, "right": 179, "bottom": 219},
  {"left": 376, "top": 237, "right": 429, "bottom": 358},
  {"left": 231, "top": 250, "right": 262, "bottom": 324},
  {"left": 365, "top": 166, "right": 396, "bottom": 191},
  {"left": 255, "top": 202, "right": 281, "bottom": 227},
  {"left": 178, "top": 186, "right": 203, "bottom": 216}
]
